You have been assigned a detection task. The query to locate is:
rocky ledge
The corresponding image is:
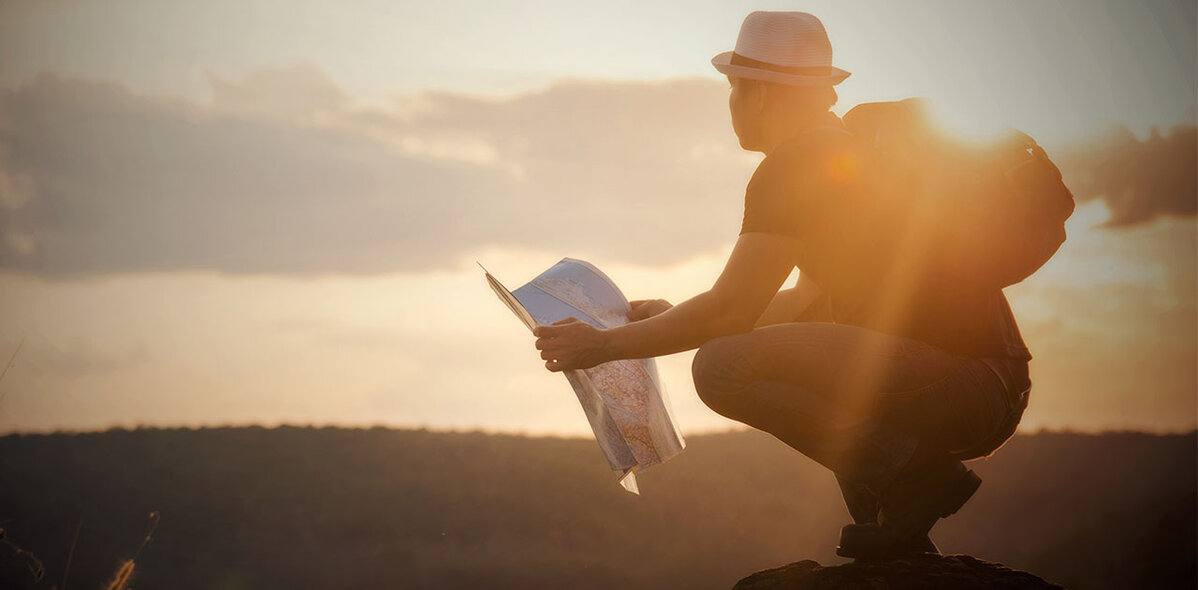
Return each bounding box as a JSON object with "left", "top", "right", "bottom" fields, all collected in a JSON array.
[{"left": 733, "top": 554, "right": 1065, "bottom": 590}]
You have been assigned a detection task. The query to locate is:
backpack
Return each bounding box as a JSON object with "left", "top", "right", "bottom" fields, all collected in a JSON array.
[{"left": 840, "top": 98, "right": 1075, "bottom": 290}]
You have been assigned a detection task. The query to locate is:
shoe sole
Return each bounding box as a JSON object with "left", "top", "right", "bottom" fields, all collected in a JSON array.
[{"left": 835, "top": 470, "right": 982, "bottom": 559}]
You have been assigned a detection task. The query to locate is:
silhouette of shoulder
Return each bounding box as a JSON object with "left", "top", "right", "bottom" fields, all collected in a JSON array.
[{"left": 740, "top": 124, "right": 864, "bottom": 240}]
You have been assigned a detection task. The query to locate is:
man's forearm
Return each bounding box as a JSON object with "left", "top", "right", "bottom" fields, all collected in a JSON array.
[{"left": 603, "top": 290, "right": 752, "bottom": 361}]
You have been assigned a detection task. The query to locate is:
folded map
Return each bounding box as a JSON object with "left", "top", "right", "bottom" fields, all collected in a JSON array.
[{"left": 482, "top": 258, "right": 686, "bottom": 493}]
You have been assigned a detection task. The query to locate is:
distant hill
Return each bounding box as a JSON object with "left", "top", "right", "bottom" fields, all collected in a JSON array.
[{"left": 0, "top": 427, "right": 1193, "bottom": 589}]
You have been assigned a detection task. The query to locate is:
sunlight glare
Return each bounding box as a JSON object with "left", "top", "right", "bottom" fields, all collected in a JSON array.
[{"left": 927, "top": 98, "right": 1016, "bottom": 144}]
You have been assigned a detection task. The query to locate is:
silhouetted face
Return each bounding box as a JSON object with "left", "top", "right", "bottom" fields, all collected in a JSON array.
[
  {"left": 728, "top": 77, "right": 838, "bottom": 154},
  {"left": 727, "top": 76, "right": 765, "bottom": 151}
]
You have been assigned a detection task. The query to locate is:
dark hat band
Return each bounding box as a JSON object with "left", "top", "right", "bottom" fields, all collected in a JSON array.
[{"left": 730, "top": 52, "right": 839, "bottom": 77}]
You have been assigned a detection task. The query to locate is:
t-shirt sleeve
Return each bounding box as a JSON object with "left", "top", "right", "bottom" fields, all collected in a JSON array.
[
  {"left": 739, "top": 152, "right": 804, "bottom": 237},
  {"left": 738, "top": 132, "right": 858, "bottom": 240},
  {"left": 739, "top": 143, "right": 821, "bottom": 238}
]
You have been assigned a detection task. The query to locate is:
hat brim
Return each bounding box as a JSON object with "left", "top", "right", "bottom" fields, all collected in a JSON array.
[{"left": 711, "top": 51, "right": 850, "bottom": 86}]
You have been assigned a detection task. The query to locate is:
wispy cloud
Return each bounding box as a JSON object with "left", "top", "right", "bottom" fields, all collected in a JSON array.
[
  {"left": 0, "top": 66, "right": 1193, "bottom": 279},
  {"left": 0, "top": 70, "right": 749, "bottom": 276}
]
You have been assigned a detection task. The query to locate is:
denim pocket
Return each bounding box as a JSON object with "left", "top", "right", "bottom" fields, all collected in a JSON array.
[
  {"left": 883, "top": 358, "right": 1009, "bottom": 454},
  {"left": 955, "top": 358, "right": 1031, "bottom": 459},
  {"left": 952, "top": 360, "right": 1010, "bottom": 453}
]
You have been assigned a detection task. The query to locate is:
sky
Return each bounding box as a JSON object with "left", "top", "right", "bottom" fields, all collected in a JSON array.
[{"left": 0, "top": 0, "right": 1195, "bottom": 435}]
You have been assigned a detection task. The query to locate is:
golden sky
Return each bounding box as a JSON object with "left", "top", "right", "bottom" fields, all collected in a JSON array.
[{"left": 0, "top": 0, "right": 1194, "bottom": 434}]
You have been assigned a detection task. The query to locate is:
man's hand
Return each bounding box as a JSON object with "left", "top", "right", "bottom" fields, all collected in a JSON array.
[
  {"left": 627, "top": 299, "right": 673, "bottom": 321},
  {"left": 533, "top": 318, "right": 611, "bottom": 372}
]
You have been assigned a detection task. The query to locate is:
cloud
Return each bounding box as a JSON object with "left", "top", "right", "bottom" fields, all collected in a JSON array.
[
  {"left": 20, "top": 338, "right": 149, "bottom": 380},
  {"left": 1056, "top": 124, "right": 1197, "bottom": 227},
  {"left": 0, "top": 69, "right": 750, "bottom": 276},
  {"left": 2, "top": 66, "right": 1193, "bottom": 277},
  {"left": 206, "top": 64, "right": 348, "bottom": 125}
]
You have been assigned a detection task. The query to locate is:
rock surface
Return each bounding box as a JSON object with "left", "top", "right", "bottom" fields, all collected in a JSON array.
[{"left": 733, "top": 554, "right": 1066, "bottom": 590}]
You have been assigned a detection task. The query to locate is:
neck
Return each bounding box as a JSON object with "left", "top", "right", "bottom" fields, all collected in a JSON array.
[{"left": 760, "top": 110, "right": 835, "bottom": 156}]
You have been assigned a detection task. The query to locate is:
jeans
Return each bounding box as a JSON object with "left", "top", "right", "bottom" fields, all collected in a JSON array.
[{"left": 691, "top": 322, "right": 1030, "bottom": 522}]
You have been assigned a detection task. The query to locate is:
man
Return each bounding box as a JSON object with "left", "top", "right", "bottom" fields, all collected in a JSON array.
[{"left": 533, "top": 11, "right": 1032, "bottom": 559}]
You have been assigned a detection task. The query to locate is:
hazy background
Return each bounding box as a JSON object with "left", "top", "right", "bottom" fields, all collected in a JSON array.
[
  {"left": 0, "top": 0, "right": 1195, "bottom": 436},
  {"left": 2, "top": 428, "right": 1193, "bottom": 589}
]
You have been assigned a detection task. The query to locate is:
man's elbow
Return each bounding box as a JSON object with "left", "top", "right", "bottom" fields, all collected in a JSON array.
[
  {"left": 706, "top": 296, "right": 760, "bottom": 336},
  {"left": 713, "top": 314, "right": 757, "bottom": 336}
]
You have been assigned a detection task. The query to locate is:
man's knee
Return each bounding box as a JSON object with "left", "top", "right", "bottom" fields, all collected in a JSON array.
[{"left": 692, "top": 336, "right": 745, "bottom": 415}]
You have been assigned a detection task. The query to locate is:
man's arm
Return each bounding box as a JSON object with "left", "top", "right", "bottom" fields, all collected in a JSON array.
[
  {"left": 755, "top": 271, "right": 824, "bottom": 327},
  {"left": 534, "top": 232, "right": 798, "bottom": 370}
]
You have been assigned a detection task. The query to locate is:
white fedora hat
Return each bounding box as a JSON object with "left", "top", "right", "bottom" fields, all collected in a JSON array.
[{"left": 712, "top": 11, "right": 850, "bottom": 86}]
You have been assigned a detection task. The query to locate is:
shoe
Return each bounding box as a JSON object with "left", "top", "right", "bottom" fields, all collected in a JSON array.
[
  {"left": 835, "top": 461, "right": 980, "bottom": 560},
  {"left": 836, "top": 524, "right": 940, "bottom": 560},
  {"left": 837, "top": 475, "right": 880, "bottom": 525},
  {"left": 877, "top": 461, "right": 982, "bottom": 536}
]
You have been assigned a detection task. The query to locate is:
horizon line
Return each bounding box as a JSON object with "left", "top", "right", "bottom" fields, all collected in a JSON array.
[{"left": 2, "top": 421, "right": 1195, "bottom": 439}]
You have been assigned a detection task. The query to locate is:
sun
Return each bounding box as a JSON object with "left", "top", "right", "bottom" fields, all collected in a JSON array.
[{"left": 925, "top": 98, "right": 1019, "bottom": 145}]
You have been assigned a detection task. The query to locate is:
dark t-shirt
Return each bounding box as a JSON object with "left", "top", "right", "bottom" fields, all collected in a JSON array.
[{"left": 740, "top": 113, "right": 1032, "bottom": 360}]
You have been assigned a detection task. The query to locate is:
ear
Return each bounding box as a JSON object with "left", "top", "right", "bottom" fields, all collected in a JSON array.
[{"left": 748, "top": 80, "right": 770, "bottom": 115}]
